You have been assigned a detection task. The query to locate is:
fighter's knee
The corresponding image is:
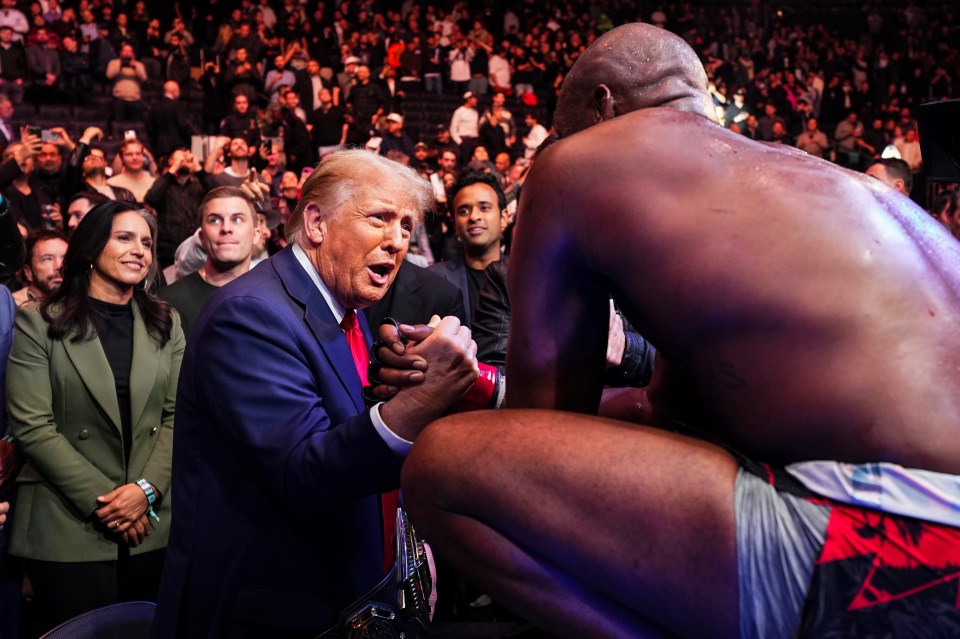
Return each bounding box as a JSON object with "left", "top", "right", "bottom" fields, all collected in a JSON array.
[{"left": 402, "top": 414, "right": 484, "bottom": 509}]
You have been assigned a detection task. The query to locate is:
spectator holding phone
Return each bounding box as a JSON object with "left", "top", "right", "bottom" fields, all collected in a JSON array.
[
  {"left": 144, "top": 149, "right": 213, "bottom": 267},
  {"left": 205, "top": 136, "right": 278, "bottom": 226},
  {"left": 106, "top": 43, "right": 147, "bottom": 123}
]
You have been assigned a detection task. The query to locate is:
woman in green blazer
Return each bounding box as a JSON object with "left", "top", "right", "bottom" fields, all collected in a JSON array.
[{"left": 6, "top": 201, "right": 184, "bottom": 632}]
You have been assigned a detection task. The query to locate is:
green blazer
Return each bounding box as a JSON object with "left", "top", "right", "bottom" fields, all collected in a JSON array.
[{"left": 6, "top": 301, "right": 184, "bottom": 562}]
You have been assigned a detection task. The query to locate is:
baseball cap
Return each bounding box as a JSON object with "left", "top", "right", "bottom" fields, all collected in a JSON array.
[
  {"left": 414, "top": 141, "right": 428, "bottom": 150},
  {"left": 385, "top": 113, "right": 403, "bottom": 124},
  {"left": 344, "top": 56, "right": 361, "bottom": 66},
  {"left": 463, "top": 91, "right": 475, "bottom": 100}
]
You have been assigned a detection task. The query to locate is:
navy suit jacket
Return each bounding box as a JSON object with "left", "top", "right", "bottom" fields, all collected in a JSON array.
[
  {"left": 428, "top": 258, "right": 472, "bottom": 326},
  {"left": 153, "top": 247, "right": 403, "bottom": 639}
]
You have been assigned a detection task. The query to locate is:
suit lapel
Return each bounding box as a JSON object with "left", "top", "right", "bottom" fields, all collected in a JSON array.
[
  {"left": 129, "top": 303, "right": 158, "bottom": 431},
  {"left": 274, "top": 248, "right": 366, "bottom": 413},
  {"left": 62, "top": 329, "right": 122, "bottom": 432},
  {"left": 392, "top": 262, "right": 424, "bottom": 324}
]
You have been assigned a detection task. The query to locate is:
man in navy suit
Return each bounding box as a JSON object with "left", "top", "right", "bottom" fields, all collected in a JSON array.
[{"left": 153, "top": 149, "right": 479, "bottom": 638}]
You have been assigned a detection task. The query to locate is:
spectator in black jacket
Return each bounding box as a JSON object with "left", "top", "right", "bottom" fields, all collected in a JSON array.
[
  {"left": 146, "top": 80, "right": 195, "bottom": 159},
  {"left": 380, "top": 112, "right": 414, "bottom": 159},
  {"left": 0, "top": 26, "right": 25, "bottom": 103},
  {"left": 277, "top": 88, "right": 312, "bottom": 173},
  {"left": 345, "top": 64, "right": 385, "bottom": 145},
  {"left": 219, "top": 92, "right": 261, "bottom": 148},
  {"left": 224, "top": 46, "right": 262, "bottom": 104},
  {"left": 199, "top": 62, "right": 231, "bottom": 135},
  {"left": 144, "top": 149, "right": 213, "bottom": 267},
  {"left": 60, "top": 35, "right": 92, "bottom": 107}
]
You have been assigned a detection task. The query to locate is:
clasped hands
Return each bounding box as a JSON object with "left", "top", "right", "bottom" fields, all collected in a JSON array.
[
  {"left": 373, "top": 316, "right": 479, "bottom": 441},
  {"left": 94, "top": 483, "right": 151, "bottom": 547}
]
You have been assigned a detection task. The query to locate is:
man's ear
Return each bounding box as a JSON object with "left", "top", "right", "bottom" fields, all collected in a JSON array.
[
  {"left": 302, "top": 202, "right": 327, "bottom": 245},
  {"left": 594, "top": 84, "right": 615, "bottom": 122}
]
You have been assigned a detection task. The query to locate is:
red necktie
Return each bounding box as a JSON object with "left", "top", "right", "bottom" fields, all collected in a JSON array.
[{"left": 341, "top": 310, "right": 399, "bottom": 573}]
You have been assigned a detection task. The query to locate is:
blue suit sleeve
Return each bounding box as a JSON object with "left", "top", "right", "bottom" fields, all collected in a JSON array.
[{"left": 188, "top": 294, "right": 403, "bottom": 512}]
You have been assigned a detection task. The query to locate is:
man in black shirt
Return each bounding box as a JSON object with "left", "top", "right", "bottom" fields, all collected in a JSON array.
[
  {"left": 219, "top": 93, "right": 261, "bottom": 149},
  {"left": 309, "top": 87, "right": 347, "bottom": 158},
  {"left": 428, "top": 172, "right": 506, "bottom": 326},
  {"left": 345, "top": 64, "right": 385, "bottom": 145},
  {"left": 159, "top": 186, "right": 260, "bottom": 337},
  {"left": 144, "top": 149, "right": 214, "bottom": 268}
]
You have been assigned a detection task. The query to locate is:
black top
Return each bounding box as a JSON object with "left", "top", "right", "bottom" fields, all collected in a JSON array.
[
  {"left": 90, "top": 297, "right": 134, "bottom": 463},
  {"left": 466, "top": 265, "right": 486, "bottom": 319},
  {"left": 157, "top": 271, "right": 218, "bottom": 339}
]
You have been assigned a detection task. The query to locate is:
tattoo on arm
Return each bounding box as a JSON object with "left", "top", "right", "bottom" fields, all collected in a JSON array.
[{"left": 711, "top": 359, "right": 746, "bottom": 390}]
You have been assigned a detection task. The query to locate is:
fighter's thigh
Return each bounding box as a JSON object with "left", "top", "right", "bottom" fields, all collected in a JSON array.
[{"left": 404, "top": 409, "right": 740, "bottom": 638}]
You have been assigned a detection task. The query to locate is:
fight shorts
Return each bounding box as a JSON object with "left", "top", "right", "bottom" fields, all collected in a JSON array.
[{"left": 735, "top": 463, "right": 960, "bottom": 639}]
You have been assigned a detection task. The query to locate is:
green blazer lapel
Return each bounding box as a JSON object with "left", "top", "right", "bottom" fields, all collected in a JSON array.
[
  {"left": 61, "top": 331, "right": 122, "bottom": 431},
  {"left": 130, "top": 303, "right": 159, "bottom": 431}
]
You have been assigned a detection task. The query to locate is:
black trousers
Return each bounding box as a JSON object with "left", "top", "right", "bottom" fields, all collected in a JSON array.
[{"left": 25, "top": 547, "right": 165, "bottom": 634}]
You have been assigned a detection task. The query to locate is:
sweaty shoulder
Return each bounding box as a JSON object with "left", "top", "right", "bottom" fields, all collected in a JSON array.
[{"left": 519, "top": 110, "right": 734, "bottom": 265}]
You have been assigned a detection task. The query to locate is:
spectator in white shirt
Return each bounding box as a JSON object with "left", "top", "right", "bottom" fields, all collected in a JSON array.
[
  {"left": 522, "top": 110, "right": 548, "bottom": 159},
  {"left": 449, "top": 90, "right": 480, "bottom": 164}
]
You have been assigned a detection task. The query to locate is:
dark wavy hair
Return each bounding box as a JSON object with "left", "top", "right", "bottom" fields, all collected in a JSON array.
[{"left": 41, "top": 200, "right": 173, "bottom": 346}]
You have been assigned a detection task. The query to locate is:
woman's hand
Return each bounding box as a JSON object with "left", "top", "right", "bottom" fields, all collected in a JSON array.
[
  {"left": 95, "top": 483, "right": 148, "bottom": 534},
  {"left": 119, "top": 514, "right": 151, "bottom": 546}
]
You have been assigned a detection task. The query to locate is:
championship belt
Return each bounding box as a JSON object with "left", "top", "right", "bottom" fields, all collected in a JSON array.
[{"left": 317, "top": 508, "right": 433, "bottom": 639}]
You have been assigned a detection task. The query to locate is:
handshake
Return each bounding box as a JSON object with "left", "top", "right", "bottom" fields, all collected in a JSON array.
[{"left": 370, "top": 316, "right": 503, "bottom": 442}]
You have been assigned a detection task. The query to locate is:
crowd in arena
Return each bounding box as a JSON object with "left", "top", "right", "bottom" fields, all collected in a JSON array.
[{"left": 0, "top": 0, "right": 959, "bottom": 636}]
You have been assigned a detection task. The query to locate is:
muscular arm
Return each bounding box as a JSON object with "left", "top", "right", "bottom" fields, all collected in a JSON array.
[{"left": 505, "top": 150, "right": 609, "bottom": 412}]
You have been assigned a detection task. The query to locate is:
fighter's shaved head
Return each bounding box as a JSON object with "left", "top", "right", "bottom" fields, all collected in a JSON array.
[{"left": 553, "top": 22, "right": 715, "bottom": 138}]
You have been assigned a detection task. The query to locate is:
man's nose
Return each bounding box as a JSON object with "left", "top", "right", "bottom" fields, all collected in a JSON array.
[{"left": 382, "top": 222, "right": 407, "bottom": 252}]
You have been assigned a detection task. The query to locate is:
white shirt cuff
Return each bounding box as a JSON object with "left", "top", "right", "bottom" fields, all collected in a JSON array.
[{"left": 371, "top": 402, "right": 413, "bottom": 457}]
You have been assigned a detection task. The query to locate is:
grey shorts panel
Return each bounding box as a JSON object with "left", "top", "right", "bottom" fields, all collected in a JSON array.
[{"left": 735, "top": 469, "right": 831, "bottom": 639}]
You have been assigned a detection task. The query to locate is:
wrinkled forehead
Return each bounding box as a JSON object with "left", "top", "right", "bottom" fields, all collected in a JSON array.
[{"left": 348, "top": 182, "right": 425, "bottom": 222}]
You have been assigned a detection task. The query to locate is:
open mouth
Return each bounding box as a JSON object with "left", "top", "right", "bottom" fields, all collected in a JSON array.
[
  {"left": 123, "top": 262, "right": 144, "bottom": 271},
  {"left": 368, "top": 263, "right": 393, "bottom": 285}
]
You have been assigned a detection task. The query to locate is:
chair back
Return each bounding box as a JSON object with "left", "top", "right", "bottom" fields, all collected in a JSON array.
[{"left": 39, "top": 601, "right": 156, "bottom": 639}]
